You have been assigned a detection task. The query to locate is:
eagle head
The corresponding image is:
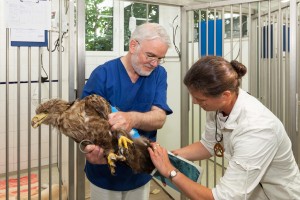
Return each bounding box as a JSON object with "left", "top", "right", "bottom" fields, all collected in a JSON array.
[{"left": 31, "top": 99, "right": 72, "bottom": 128}]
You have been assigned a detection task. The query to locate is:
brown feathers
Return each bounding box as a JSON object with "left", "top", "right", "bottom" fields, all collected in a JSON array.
[{"left": 31, "top": 94, "right": 155, "bottom": 174}]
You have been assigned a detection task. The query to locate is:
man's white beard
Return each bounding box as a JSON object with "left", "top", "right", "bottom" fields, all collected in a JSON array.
[{"left": 131, "top": 55, "right": 153, "bottom": 76}]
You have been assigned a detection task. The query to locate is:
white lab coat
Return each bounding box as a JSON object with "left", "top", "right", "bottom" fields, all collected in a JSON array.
[{"left": 201, "top": 89, "right": 300, "bottom": 200}]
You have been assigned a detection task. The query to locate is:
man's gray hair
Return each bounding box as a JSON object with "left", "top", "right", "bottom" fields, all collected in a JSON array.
[{"left": 130, "top": 23, "right": 171, "bottom": 47}]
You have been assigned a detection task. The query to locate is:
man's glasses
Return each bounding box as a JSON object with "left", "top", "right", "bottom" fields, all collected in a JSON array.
[
  {"left": 135, "top": 40, "right": 165, "bottom": 64},
  {"left": 144, "top": 52, "right": 165, "bottom": 64}
]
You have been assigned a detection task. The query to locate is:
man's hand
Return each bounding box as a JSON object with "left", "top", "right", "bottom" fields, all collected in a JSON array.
[
  {"left": 108, "top": 111, "right": 133, "bottom": 133},
  {"left": 108, "top": 105, "right": 166, "bottom": 132},
  {"left": 84, "top": 144, "right": 107, "bottom": 164}
]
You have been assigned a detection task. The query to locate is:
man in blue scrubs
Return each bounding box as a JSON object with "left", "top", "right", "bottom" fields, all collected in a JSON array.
[{"left": 81, "top": 23, "right": 173, "bottom": 200}]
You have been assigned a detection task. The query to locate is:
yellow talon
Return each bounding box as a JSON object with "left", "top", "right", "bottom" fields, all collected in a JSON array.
[
  {"left": 107, "top": 152, "right": 126, "bottom": 175},
  {"left": 108, "top": 153, "right": 116, "bottom": 167},
  {"left": 118, "top": 135, "right": 133, "bottom": 149}
]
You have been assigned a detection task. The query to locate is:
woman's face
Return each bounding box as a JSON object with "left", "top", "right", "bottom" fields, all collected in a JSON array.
[{"left": 188, "top": 88, "right": 225, "bottom": 111}]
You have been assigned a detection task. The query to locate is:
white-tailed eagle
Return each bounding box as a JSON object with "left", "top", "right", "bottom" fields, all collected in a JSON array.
[{"left": 31, "top": 94, "right": 155, "bottom": 175}]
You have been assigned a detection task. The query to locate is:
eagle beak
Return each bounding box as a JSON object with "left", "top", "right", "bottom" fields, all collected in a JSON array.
[{"left": 31, "top": 113, "right": 48, "bottom": 128}]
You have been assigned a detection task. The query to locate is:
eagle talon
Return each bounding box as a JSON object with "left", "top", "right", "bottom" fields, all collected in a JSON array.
[
  {"left": 118, "top": 135, "right": 133, "bottom": 149},
  {"left": 119, "top": 147, "right": 124, "bottom": 155},
  {"left": 107, "top": 152, "right": 126, "bottom": 175},
  {"left": 118, "top": 147, "right": 130, "bottom": 156}
]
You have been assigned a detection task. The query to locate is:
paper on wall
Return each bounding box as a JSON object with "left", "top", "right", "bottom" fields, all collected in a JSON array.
[
  {"left": 4, "top": 0, "right": 51, "bottom": 30},
  {"left": 10, "top": 28, "right": 45, "bottom": 42}
]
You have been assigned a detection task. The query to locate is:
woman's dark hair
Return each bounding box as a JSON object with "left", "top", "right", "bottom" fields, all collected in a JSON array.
[{"left": 183, "top": 56, "right": 247, "bottom": 97}]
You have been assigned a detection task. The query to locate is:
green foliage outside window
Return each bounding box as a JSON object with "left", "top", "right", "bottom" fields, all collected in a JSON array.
[
  {"left": 85, "top": 0, "right": 159, "bottom": 51},
  {"left": 86, "top": 0, "right": 113, "bottom": 51}
]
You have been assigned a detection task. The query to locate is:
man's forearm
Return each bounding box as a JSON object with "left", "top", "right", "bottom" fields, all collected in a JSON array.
[{"left": 131, "top": 106, "right": 166, "bottom": 131}]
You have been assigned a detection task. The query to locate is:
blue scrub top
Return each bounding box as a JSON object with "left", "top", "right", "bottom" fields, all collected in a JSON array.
[{"left": 81, "top": 57, "right": 172, "bottom": 191}]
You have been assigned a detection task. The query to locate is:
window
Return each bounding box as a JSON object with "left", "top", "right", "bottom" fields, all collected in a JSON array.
[
  {"left": 224, "top": 14, "right": 247, "bottom": 39},
  {"left": 85, "top": 0, "right": 113, "bottom": 51},
  {"left": 85, "top": 0, "right": 159, "bottom": 52},
  {"left": 123, "top": 2, "right": 159, "bottom": 51}
]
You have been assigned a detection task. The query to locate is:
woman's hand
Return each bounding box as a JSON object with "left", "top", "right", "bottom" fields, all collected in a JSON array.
[
  {"left": 84, "top": 144, "right": 107, "bottom": 164},
  {"left": 148, "top": 143, "right": 175, "bottom": 178}
]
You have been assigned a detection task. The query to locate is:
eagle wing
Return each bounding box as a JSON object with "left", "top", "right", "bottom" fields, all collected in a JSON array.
[{"left": 84, "top": 94, "right": 112, "bottom": 120}]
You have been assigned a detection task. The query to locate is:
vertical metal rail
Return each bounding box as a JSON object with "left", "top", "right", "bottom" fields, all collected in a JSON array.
[
  {"left": 38, "top": 47, "right": 42, "bottom": 200},
  {"left": 222, "top": 7, "right": 225, "bottom": 58},
  {"left": 221, "top": 7, "right": 225, "bottom": 176},
  {"left": 76, "top": 0, "right": 86, "bottom": 199},
  {"left": 198, "top": 9, "right": 203, "bottom": 173},
  {"left": 249, "top": 2, "right": 256, "bottom": 96},
  {"left": 284, "top": 9, "right": 289, "bottom": 127},
  {"left": 258, "top": 1, "right": 261, "bottom": 102},
  {"left": 27, "top": 47, "right": 32, "bottom": 199},
  {"left": 283, "top": 8, "right": 286, "bottom": 125},
  {"left": 273, "top": 12, "right": 277, "bottom": 115},
  {"left": 17, "top": 47, "right": 21, "bottom": 200},
  {"left": 205, "top": 8, "right": 209, "bottom": 188},
  {"left": 146, "top": 3, "right": 149, "bottom": 22},
  {"left": 205, "top": 8, "right": 208, "bottom": 61},
  {"left": 278, "top": 2, "right": 283, "bottom": 121},
  {"left": 275, "top": 6, "right": 279, "bottom": 116},
  {"left": 48, "top": 28, "right": 53, "bottom": 200},
  {"left": 296, "top": 2, "right": 299, "bottom": 138},
  {"left": 205, "top": 8, "right": 209, "bottom": 57},
  {"left": 180, "top": 6, "right": 189, "bottom": 200},
  {"left": 239, "top": 4, "right": 242, "bottom": 62},
  {"left": 59, "top": 0, "right": 63, "bottom": 198},
  {"left": 191, "top": 10, "right": 195, "bottom": 145},
  {"left": 263, "top": 16, "right": 267, "bottom": 105},
  {"left": 297, "top": 2, "right": 300, "bottom": 164},
  {"left": 230, "top": 5, "right": 233, "bottom": 61},
  {"left": 213, "top": 8, "right": 217, "bottom": 187},
  {"left": 267, "top": 0, "right": 271, "bottom": 108},
  {"left": 197, "top": 9, "right": 201, "bottom": 170},
  {"left": 68, "top": 0, "right": 76, "bottom": 199},
  {"left": 199, "top": 9, "right": 202, "bottom": 60},
  {"left": 248, "top": 2, "right": 252, "bottom": 95},
  {"left": 289, "top": 0, "right": 298, "bottom": 164},
  {"left": 248, "top": 2, "right": 251, "bottom": 83},
  {"left": 5, "top": 28, "right": 10, "bottom": 200}
]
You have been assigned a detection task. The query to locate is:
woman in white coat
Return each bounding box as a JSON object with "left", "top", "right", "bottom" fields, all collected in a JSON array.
[{"left": 149, "top": 56, "right": 300, "bottom": 200}]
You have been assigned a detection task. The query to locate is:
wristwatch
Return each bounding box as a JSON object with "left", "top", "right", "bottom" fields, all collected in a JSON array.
[{"left": 169, "top": 169, "right": 179, "bottom": 180}]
